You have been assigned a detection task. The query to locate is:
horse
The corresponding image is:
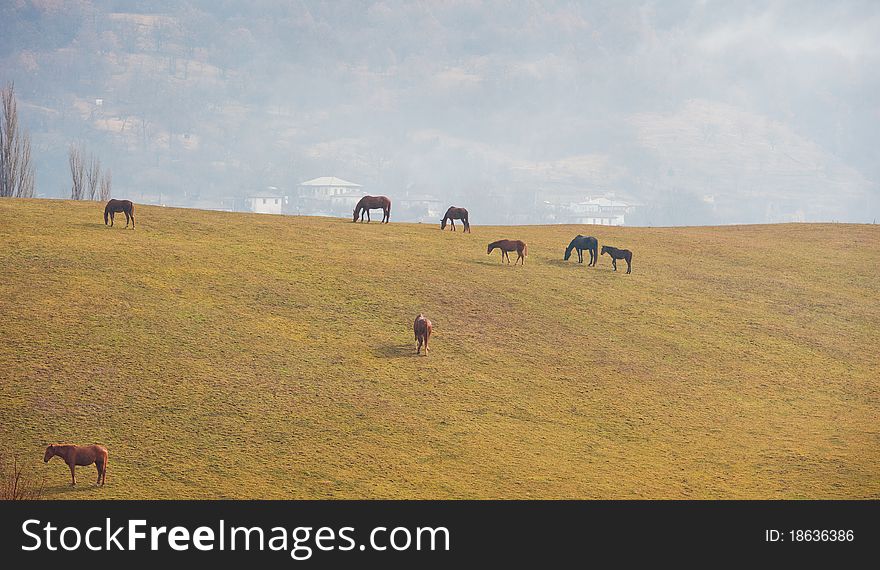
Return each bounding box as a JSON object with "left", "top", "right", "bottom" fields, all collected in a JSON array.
[
  {"left": 104, "top": 199, "right": 135, "bottom": 229},
  {"left": 414, "top": 313, "right": 433, "bottom": 355},
  {"left": 564, "top": 235, "right": 598, "bottom": 266},
  {"left": 353, "top": 195, "right": 391, "bottom": 223},
  {"left": 44, "top": 444, "right": 108, "bottom": 486},
  {"left": 487, "top": 239, "right": 528, "bottom": 265},
  {"left": 441, "top": 206, "right": 470, "bottom": 232},
  {"left": 601, "top": 245, "right": 632, "bottom": 274}
]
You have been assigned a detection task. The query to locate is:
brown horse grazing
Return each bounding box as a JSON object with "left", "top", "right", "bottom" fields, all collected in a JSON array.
[
  {"left": 104, "top": 199, "right": 135, "bottom": 229},
  {"left": 487, "top": 239, "right": 528, "bottom": 265},
  {"left": 441, "top": 206, "right": 470, "bottom": 232},
  {"left": 414, "top": 313, "right": 433, "bottom": 355},
  {"left": 353, "top": 195, "right": 391, "bottom": 223},
  {"left": 44, "top": 444, "right": 108, "bottom": 486}
]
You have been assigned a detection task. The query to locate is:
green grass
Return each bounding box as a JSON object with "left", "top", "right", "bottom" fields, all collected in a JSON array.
[{"left": 1, "top": 198, "right": 878, "bottom": 499}]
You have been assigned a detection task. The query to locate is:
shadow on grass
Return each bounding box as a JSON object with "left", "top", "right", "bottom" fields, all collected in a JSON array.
[
  {"left": 373, "top": 343, "right": 419, "bottom": 359},
  {"left": 41, "top": 482, "right": 105, "bottom": 497}
]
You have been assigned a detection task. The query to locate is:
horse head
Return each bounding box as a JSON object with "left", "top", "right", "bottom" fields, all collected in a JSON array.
[
  {"left": 44, "top": 444, "right": 57, "bottom": 462},
  {"left": 441, "top": 218, "right": 447, "bottom": 229},
  {"left": 600, "top": 245, "right": 609, "bottom": 256},
  {"left": 352, "top": 206, "right": 360, "bottom": 222},
  {"left": 564, "top": 244, "right": 574, "bottom": 260}
]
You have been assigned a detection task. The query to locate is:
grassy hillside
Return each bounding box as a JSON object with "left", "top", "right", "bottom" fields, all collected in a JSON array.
[{"left": 0, "top": 199, "right": 877, "bottom": 499}]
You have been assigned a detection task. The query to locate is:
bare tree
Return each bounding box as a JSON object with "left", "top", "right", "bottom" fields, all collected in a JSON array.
[
  {"left": 86, "top": 154, "right": 101, "bottom": 200},
  {"left": 69, "top": 144, "right": 85, "bottom": 200},
  {"left": 99, "top": 169, "right": 112, "bottom": 201},
  {"left": 0, "top": 454, "right": 45, "bottom": 500},
  {"left": 0, "top": 82, "right": 36, "bottom": 198}
]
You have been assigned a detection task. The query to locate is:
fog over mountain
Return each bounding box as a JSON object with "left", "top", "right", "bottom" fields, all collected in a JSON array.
[{"left": 2, "top": 0, "right": 878, "bottom": 225}]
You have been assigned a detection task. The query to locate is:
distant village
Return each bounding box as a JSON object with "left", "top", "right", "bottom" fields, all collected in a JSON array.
[{"left": 130, "top": 176, "right": 637, "bottom": 226}]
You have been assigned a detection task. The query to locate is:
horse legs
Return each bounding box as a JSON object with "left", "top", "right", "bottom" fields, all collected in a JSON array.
[
  {"left": 626, "top": 258, "right": 632, "bottom": 274},
  {"left": 424, "top": 332, "right": 429, "bottom": 354},
  {"left": 109, "top": 212, "right": 115, "bottom": 227},
  {"left": 130, "top": 211, "right": 135, "bottom": 229},
  {"left": 577, "top": 248, "right": 583, "bottom": 263},
  {"left": 69, "top": 462, "right": 76, "bottom": 486},
  {"left": 450, "top": 219, "right": 455, "bottom": 231},
  {"left": 416, "top": 335, "right": 423, "bottom": 354},
  {"left": 517, "top": 250, "right": 524, "bottom": 265},
  {"left": 612, "top": 259, "right": 617, "bottom": 271},
  {"left": 124, "top": 211, "right": 130, "bottom": 228},
  {"left": 95, "top": 460, "right": 104, "bottom": 485},
  {"left": 384, "top": 207, "right": 390, "bottom": 223}
]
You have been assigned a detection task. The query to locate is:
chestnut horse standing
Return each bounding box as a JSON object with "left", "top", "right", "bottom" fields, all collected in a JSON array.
[
  {"left": 104, "top": 199, "right": 135, "bottom": 228},
  {"left": 414, "top": 313, "right": 433, "bottom": 355},
  {"left": 44, "top": 444, "right": 108, "bottom": 486},
  {"left": 353, "top": 195, "right": 392, "bottom": 223},
  {"left": 487, "top": 239, "right": 528, "bottom": 265},
  {"left": 441, "top": 206, "right": 470, "bottom": 232}
]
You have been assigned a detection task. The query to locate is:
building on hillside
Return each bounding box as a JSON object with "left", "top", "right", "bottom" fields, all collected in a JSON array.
[
  {"left": 247, "top": 192, "right": 287, "bottom": 215},
  {"left": 398, "top": 193, "right": 444, "bottom": 222},
  {"left": 564, "top": 197, "right": 633, "bottom": 225},
  {"left": 298, "top": 176, "right": 362, "bottom": 199},
  {"left": 297, "top": 176, "right": 364, "bottom": 216}
]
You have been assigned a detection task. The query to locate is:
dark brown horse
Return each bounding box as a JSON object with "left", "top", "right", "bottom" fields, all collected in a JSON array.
[
  {"left": 414, "top": 313, "right": 433, "bottom": 355},
  {"left": 441, "top": 206, "right": 470, "bottom": 232},
  {"left": 487, "top": 239, "right": 528, "bottom": 265},
  {"left": 44, "top": 444, "right": 108, "bottom": 486},
  {"left": 601, "top": 245, "right": 632, "bottom": 274},
  {"left": 104, "top": 199, "right": 135, "bottom": 229},
  {"left": 353, "top": 195, "right": 391, "bottom": 223}
]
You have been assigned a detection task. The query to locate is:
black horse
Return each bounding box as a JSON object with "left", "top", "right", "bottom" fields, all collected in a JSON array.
[
  {"left": 601, "top": 245, "right": 632, "bottom": 274},
  {"left": 441, "top": 206, "right": 470, "bottom": 232},
  {"left": 564, "top": 235, "right": 598, "bottom": 266},
  {"left": 104, "top": 199, "right": 135, "bottom": 229}
]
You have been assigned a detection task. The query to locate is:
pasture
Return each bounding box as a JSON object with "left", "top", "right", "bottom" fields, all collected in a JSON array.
[{"left": 0, "top": 198, "right": 877, "bottom": 499}]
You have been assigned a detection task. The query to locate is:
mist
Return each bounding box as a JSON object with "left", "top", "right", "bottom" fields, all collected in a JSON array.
[{"left": 2, "top": 0, "right": 878, "bottom": 225}]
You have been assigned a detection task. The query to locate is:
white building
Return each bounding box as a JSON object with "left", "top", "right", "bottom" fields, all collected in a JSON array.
[
  {"left": 247, "top": 194, "right": 286, "bottom": 215},
  {"left": 296, "top": 177, "right": 366, "bottom": 216},
  {"left": 398, "top": 194, "right": 444, "bottom": 221},
  {"left": 298, "top": 176, "right": 363, "bottom": 199},
  {"left": 567, "top": 197, "right": 632, "bottom": 225}
]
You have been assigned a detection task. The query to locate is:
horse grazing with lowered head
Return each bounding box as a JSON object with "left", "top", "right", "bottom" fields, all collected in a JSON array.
[
  {"left": 441, "top": 206, "right": 470, "bottom": 232},
  {"left": 414, "top": 313, "right": 433, "bottom": 355},
  {"left": 104, "top": 199, "right": 135, "bottom": 229},
  {"left": 44, "top": 444, "right": 108, "bottom": 486},
  {"left": 601, "top": 245, "right": 632, "bottom": 274},
  {"left": 353, "top": 195, "right": 391, "bottom": 223},
  {"left": 488, "top": 239, "right": 528, "bottom": 265},
  {"left": 564, "top": 235, "right": 598, "bottom": 266}
]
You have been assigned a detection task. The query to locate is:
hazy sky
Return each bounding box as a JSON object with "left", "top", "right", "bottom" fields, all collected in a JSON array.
[{"left": 2, "top": 0, "right": 878, "bottom": 224}]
